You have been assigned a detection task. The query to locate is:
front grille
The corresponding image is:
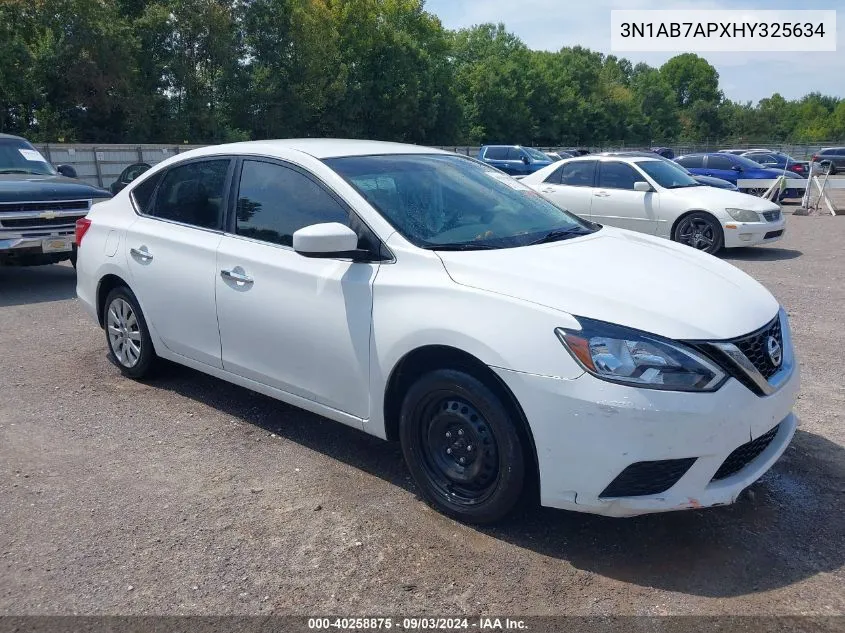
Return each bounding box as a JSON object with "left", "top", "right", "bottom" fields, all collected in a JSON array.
[
  {"left": 0, "top": 214, "right": 85, "bottom": 229},
  {"left": 712, "top": 424, "right": 780, "bottom": 481},
  {"left": 600, "top": 458, "right": 696, "bottom": 498},
  {"left": 764, "top": 230, "right": 784, "bottom": 239},
  {"left": 763, "top": 210, "right": 781, "bottom": 222},
  {"left": 0, "top": 199, "right": 89, "bottom": 214},
  {"left": 731, "top": 316, "right": 783, "bottom": 379}
]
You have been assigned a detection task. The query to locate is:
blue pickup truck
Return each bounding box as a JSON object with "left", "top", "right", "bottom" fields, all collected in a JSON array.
[
  {"left": 477, "top": 145, "right": 553, "bottom": 176},
  {"left": 0, "top": 133, "right": 111, "bottom": 266}
]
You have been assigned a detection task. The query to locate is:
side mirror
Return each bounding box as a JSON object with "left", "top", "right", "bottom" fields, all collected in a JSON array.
[
  {"left": 521, "top": 155, "right": 530, "bottom": 165},
  {"left": 293, "top": 222, "right": 361, "bottom": 259},
  {"left": 56, "top": 164, "right": 77, "bottom": 179},
  {"left": 731, "top": 165, "right": 743, "bottom": 172},
  {"left": 633, "top": 181, "right": 652, "bottom": 192}
]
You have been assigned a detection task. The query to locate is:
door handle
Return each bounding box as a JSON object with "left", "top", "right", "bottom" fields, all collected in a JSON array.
[
  {"left": 130, "top": 247, "right": 153, "bottom": 261},
  {"left": 539, "top": 187, "right": 556, "bottom": 193},
  {"left": 220, "top": 268, "right": 254, "bottom": 284},
  {"left": 593, "top": 191, "right": 610, "bottom": 197}
]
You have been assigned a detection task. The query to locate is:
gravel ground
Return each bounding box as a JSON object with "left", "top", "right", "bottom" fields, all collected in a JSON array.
[{"left": 1, "top": 211, "right": 844, "bottom": 617}]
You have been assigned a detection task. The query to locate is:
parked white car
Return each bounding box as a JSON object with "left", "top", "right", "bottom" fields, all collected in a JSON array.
[
  {"left": 520, "top": 155, "right": 787, "bottom": 254},
  {"left": 76, "top": 140, "right": 798, "bottom": 523}
]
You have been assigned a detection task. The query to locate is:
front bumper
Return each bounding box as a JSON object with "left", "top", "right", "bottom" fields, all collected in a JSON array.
[
  {"left": 494, "top": 358, "right": 799, "bottom": 517},
  {"left": 722, "top": 216, "right": 786, "bottom": 248},
  {"left": 0, "top": 233, "right": 75, "bottom": 261}
]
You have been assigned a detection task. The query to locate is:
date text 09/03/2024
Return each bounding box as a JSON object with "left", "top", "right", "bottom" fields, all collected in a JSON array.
[{"left": 307, "top": 618, "right": 528, "bottom": 630}]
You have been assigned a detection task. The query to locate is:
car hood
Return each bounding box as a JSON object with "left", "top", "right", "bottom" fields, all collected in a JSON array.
[
  {"left": 0, "top": 174, "right": 111, "bottom": 203},
  {"left": 663, "top": 185, "right": 780, "bottom": 212},
  {"left": 693, "top": 175, "right": 735, "bottom": 189},
  {"left": 437, "top": 227, "right": 779, "bottom": 341}
]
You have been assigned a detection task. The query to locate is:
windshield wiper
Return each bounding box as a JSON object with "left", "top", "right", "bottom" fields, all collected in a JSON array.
[
  {"left": 526, "top": 227, "right": 590, "bottom": 246},
  {"left": 0, "top": 169, "right": 36, "bottom": 175},
  {"left": 422, "top": 242, "right": 501, "bottom": 251},
  {"left": 666, "top": 183, "right": 702, "bottom": 188}
]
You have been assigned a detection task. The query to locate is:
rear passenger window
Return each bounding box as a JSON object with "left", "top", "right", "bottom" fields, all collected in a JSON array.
[
  {"left": 131, "top": 171, "right": 163, "bottom": 214},
  {"left": 677, "top": 156, "right": 704, "bottom": 168},
  {"left": 149, "top": 160, "right": 230, "bottom": 229},
  {"left": 548, "top": 161, "right": 596, "bottom": 187},
  {"left": 484, "top": 147, "right": 508, "bottom": 160}
]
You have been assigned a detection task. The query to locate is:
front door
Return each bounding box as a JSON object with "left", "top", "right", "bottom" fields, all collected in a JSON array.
[
  {"left": 215, "top": 158, "right": 378, "bottom": 419},
  {"left": 124, "top": 158, "right": 232, "bottom": 368},
  {"left": 589, "top": 161, "right": 657, "bottom": 234}
]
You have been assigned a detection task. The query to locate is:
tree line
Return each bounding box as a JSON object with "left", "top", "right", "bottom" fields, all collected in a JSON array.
[{"left": 1, "top": 0, "right": 844, "bottom": 146}]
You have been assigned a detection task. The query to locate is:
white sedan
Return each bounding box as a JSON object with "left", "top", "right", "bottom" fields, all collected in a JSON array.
[
  {"left": 521, "top": 155, "right": 787, "bottom": 254},
  {"left": 76, "top": 140, "right": 798, "bottom": 523}
]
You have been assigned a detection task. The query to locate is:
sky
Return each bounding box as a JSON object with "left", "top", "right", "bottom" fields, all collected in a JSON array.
[{"left": 424, "top": 0, "right": 843, "bottom": 104}]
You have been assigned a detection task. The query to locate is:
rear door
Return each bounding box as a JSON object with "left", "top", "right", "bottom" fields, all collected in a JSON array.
[
  {"left": 589, "top": 161, "right": 657, "bottom": 234},
  {"left": 124, "top": 158, "right": 233, "bottom": 368},
  {"left": 534, "top": 160, "right": 597, "bottom": 220},
  {"left": 481, "top": 147, "right": 510, "bottom": 172},
  {"left": 676, "top": 155, "right": 705, "bottom": 175}
]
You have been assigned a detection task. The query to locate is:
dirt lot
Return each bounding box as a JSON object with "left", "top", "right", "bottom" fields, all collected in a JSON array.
[{"left": 1, "top": 211, "right": 844, "bottom": 617}]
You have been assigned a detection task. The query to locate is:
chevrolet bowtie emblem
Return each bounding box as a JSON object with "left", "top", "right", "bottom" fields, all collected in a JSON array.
[{"left": 39, "top": 211, "right": 57, "bottom": 220}]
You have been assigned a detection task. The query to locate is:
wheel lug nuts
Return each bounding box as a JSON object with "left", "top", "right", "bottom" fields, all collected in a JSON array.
[
  {"left": 458, "top": 429, "right": 464, "bottom": 436},
  {"left": 445, "top": 432, "right": 451, "bottom": 438},
  {"left": 459, "top": 457, "right": 466, "bottom": 464},
  {"left": 446, "top": 448, "right": 452, "bottom": 455},
  {"left": 467, "top": 445, "right": 473, "bottom": 451}
]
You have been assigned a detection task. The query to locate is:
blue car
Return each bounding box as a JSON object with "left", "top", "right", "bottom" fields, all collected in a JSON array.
[
  {"left": 478, "top": 145, "right": 553, "bottom": 176},
  {"left": 675, "top": 152, "right": 805, "bottom": 200},
  {"left": 741, "top": 150, "right": 810, "bottom": 178}
]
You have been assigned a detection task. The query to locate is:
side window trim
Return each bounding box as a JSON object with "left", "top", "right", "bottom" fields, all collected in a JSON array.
[
  {"left": 226, "top": 156, "right": 391, "bottom": 261},
  {"left": 131, "top": 156, "right": 236, "bottom": 234}
]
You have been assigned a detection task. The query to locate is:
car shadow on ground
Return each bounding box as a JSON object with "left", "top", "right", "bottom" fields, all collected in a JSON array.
[
  {"left": 0, "top": 263, "right": 76, "bottom": 307},
  {"left": 153, "top": 361, "right": 844, "bottom": 600},
  {"left": 721, "top": 247, "right": 803, "bottom": 261}
]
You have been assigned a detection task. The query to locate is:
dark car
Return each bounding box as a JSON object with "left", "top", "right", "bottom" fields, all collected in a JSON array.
[
  {"left": 811, "top": 147, "right": 845, "bottom": 175},
  {"left": 0, "top": 133, "right": 111, "bottom": 266},
  {"left": 742, "top": 151, "right": 809, "bottom": 177},
  {"left": 110, "top": 162, "right": 152, "bottom": 195},
  {"left": 718, "top": 148, "right": 774, "bottom": 156},
  {"left": 478, "top": 145, "right": 553, "bottom": 176},
  {"left": 651, "top": 147, "right": 675, "bottom": 159},
  {"left": 676, "top": 152, "right": 804, "bottom": 200},
  {"left": 601, "top": 151, "right": 738, "bottom": 191}
]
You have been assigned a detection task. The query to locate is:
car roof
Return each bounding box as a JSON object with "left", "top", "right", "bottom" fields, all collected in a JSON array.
[
  {"left": 0, "top": 133, "right": 27, "bottom": 141},
  {"left": 175, "top": 138, "right": 452, "bottom": 160}
]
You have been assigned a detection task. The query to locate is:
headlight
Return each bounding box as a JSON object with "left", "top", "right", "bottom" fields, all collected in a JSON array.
[
  {"left": 726, "top": 208, "right": 762, "bottom": 222},
  {"left": 556, "top": 318, "right": 726, "bottom": 392}
]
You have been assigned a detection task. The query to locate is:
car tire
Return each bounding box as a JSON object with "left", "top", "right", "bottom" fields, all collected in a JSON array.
[
  {"left": 673, "top": 212, "right": 724, "bottom": 255},
  {"left": 823, "top": 162, "right": 836, "bottom": 176},
  {"left": 399, "top": 369, "right": 526, "bottom": 524},
  {"left": 103, "top": 286, "right": 157, "bottom": 379}
]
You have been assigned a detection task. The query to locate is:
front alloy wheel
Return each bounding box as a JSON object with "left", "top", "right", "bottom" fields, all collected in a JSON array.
[
  {"left": 674, "top": 212, "right": 724, "bottom": 254},
  {"left": 399, "top": 369, "right": 526, "bottom": 524}
]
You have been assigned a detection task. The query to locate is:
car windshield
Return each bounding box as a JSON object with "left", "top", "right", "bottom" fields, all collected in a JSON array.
[
  {"left": 325, "top": 154, "right": 597, "bottom": 250},
  {"left": 523, "top": 147, "right": 550, "bottom": 161},
  {"left": 0, "top": 138, "right": 56, "bottom": 175},
  {"left": 634, "top": 160, "right": 700, "bottom": 189}
]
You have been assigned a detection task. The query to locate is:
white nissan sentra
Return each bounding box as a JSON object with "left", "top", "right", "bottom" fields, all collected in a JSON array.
[{"left": 76, "top": 140, "right": 799, "bottom": 524}]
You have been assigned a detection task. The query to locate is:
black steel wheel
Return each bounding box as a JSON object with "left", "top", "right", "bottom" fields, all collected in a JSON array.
[
  {"left": 673, "top": 212, "right": 724, "bottom": 254},
  {"left": 399, "top": 369, "right": 526, "bottom": 524}
]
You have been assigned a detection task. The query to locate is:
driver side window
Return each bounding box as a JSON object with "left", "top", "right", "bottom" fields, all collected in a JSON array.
[{"left": 235, "top": 160, "right": 351, "bottom": 247}]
